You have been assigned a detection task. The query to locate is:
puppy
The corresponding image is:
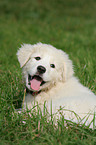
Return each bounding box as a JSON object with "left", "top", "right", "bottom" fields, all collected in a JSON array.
[{"left": 17, "top": 43, "right": 96, "bottom": 128}]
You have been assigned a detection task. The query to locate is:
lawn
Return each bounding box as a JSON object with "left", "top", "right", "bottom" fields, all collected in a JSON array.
[{"left": 0, "top": 0, "right": 96, "bottom": 144}]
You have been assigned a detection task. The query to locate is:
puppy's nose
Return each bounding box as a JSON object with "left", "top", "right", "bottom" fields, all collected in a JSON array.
[{"left": 37, "top": 65, "right": 46, "bottom": 74}]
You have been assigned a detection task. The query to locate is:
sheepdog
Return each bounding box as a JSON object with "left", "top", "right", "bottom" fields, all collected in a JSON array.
[{"left": 17, "top": 43, "right": 96, "bottom": 128}]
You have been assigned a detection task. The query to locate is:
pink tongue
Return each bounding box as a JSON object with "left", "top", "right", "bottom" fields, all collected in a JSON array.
[{"left": 30, "top": 79, "right": 42, "bottom": 91}]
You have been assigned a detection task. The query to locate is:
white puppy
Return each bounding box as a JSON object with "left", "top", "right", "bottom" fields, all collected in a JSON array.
[{"left": 17, "top": 43, "right": 96, "bottom": 128}]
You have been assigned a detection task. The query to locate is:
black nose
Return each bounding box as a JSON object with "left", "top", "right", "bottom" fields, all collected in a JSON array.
[{"left": 37, "top": 65, "right": 46, "bottom": 74}]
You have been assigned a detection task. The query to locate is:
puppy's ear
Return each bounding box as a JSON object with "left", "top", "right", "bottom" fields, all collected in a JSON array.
[
  {"left": 17, "top": 44, "right": 34, "bottom": 68},
  {"left": 61, "top": 52, "right": 74, "bottom": 81}
]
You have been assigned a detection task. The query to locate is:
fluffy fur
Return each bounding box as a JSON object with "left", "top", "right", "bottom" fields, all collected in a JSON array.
[{"left": 17, "top": 43, "right": 96, "bottom": 128}]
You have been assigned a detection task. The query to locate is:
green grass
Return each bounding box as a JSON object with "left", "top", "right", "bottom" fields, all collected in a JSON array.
[{"left": 0, "top": 0, "right": 96, "bottom": 144}]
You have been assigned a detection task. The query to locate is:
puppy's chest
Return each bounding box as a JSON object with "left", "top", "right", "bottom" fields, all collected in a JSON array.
[{"left": 25, "top": 92, "right": 50, "bottom": 104}]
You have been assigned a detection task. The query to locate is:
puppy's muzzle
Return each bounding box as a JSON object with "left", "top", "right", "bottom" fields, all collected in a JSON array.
[{"left": 37, "top": 65, "right": 46, "bottom": 74}]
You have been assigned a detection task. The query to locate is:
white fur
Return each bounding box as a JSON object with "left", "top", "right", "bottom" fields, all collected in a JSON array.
[{"left": 17, "top": 43, "right": 96, "bottom": 128}]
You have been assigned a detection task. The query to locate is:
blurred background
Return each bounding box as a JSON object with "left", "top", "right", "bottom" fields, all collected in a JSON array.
[{"left": 0, "top": 0, "right": 96, "bottom": 88}]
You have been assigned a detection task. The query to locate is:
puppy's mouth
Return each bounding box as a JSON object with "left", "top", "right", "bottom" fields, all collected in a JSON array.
[{"left": 28, "top": 74, "right": 46, "bottom": 92}]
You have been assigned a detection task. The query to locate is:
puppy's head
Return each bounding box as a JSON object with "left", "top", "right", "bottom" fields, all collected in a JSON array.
[{"left": 17, "top": 43, "right": 74, "bottom": 92}]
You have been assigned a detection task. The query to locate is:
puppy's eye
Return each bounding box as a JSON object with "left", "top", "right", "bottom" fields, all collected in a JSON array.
[
  {"left": 35, "top": 57, "right": 41, "bottom": 61},
  {"left": 50, "top": 64, "right": 55, "bottom": 68}
]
